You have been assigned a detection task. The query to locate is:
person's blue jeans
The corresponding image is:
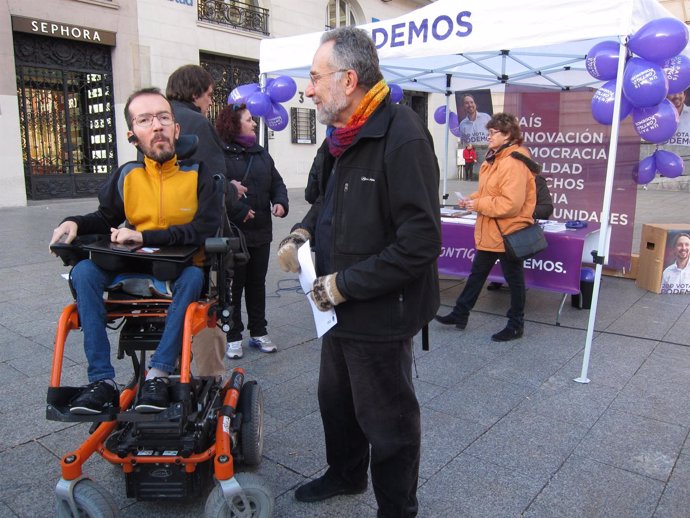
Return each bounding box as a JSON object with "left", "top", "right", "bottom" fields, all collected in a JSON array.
[
  {"left": 70, "top": 259, "right": 204, "bottom": 382},
  {"left": 452, "top": 249, "right": 526, "bottom": 331}
]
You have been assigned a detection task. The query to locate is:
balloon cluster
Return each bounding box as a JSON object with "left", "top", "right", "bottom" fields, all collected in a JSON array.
[
  {"left": 433, "top": 106, "right": 462, "bottom": 137},
  {"left": 587, "top": 17, "right": 689, "bottom": 184},
  {"left": 635, "top": 149, "right": 685, "bottom": 183},
  {"left": 228, "top": 76, "right": 297, "bottom": 131}
]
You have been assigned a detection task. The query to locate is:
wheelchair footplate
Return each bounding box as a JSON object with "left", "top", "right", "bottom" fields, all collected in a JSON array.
[{"left": 46, "top": 386, "right": 120, "bottom": 422}]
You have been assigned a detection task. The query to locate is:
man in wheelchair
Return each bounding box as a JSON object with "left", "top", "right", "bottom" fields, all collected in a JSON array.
[{"left": 49, "top": 87, "right": 221, "bottom": 416}]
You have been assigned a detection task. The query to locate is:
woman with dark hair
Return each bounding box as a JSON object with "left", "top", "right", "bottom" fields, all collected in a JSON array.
[
  {"left": 436, "top": 113, "right": 537, "bottom": 341},
  {"left": 216, "top": 104, "right": 289, "bottom": 358}
]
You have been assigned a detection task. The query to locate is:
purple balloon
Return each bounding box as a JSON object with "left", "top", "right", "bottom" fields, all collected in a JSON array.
[
  {"left": 450, "top": 124, "right": 462, "bottom": 138},
  {"left": 265, "top": 102, "right": 289, "bottom": 131},
  {"left": 628, "top": 17, "right": 690, "bottom": 64},
  {"left": 632, "top": 98, "right": 679, "bottom": 143},
  {"left": 449, "top": 111, "right": 459, "bottom": 130},
  {"left": 246, "top": 91, "right": 272, "bottom": 117},
  {"left": 389, "top": 83, "right": 403, "bottom": 103},
  {"left": 655, "top": 149, "right": 685, "bottom": 178},
  {"left": 586, "top": 40, "right": 621, "bottom": 81},
  {"left": 622, "top": 57, "right": 669, "bottom": 108},
  {"left": 591, "top": 80, "right": 633, "bottom": 125},
  {"left": 228, "top": 83, "right": 259, "bottom": 105},
  {"left": 662, "top": 54, "right": 690, "bottom": 94},
  {"left": 267, "top": 75, "right": 297, "bottom": 103},
  {"left": 633, "top": 155, "right": 657, "bottom": 184},
  {"left": 434, "top": 106, "right": 448, "bottom": 125}
]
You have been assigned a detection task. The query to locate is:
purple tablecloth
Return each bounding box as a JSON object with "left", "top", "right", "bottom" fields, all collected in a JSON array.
[{"left": 438, "top": 220, "right": 599, "bottom": 295}]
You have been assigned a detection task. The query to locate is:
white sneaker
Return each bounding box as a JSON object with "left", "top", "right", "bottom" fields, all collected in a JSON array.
[
  {"left": 248, "top": 335, "right": 277, "bottom": 353},
  {"left": 226, "top": 340, "right": 243, "bottom": 359}
]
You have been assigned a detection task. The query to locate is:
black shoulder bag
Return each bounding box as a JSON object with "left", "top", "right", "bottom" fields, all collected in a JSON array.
[{"left": 494, "top": 218, "right": 547, "bottom": 261}]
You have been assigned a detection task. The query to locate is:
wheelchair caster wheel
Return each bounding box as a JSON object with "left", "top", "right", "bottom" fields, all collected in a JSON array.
[
  {"left": 55, "top": 479, "right": 121, "bottom": 518},
  {"left": 205, "top": 473, "right": 274, "bottom": 518}
]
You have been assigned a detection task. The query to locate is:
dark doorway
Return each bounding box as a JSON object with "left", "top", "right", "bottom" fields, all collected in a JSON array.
[{"left": 15, "top": 33, "right": 117, "bottom": 200}]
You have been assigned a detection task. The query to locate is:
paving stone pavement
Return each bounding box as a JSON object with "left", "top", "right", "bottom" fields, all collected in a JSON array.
[{"left": 0, "top": 182, "right": 688, "bottom": 518}]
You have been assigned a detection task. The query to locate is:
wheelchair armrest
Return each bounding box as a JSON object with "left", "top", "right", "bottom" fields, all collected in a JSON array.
[
  {"left": 205, "top": 236, "right": 244, "bottom": 254},
  {"left": 205, "top": 237, "right": 231, "bottom": 254},
  {"left": 50, "top": 242, "right": 89, "bottom": 267}
]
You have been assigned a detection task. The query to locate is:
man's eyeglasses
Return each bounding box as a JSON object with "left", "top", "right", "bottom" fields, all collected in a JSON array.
[
  {"left": 309, "top": 69, "right": 349, "bottom": 86},
  {"left": 133, "top": 112, "right": 174, "bottom": 127},
  {"left": 487, "top": 129, "right": 504, "bottom": 137}
]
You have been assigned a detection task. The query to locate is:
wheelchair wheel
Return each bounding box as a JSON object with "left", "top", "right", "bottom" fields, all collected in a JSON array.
[
  {"left": 204, "top": 473, "right": 274, "bottom": 518},
  {"left": 238, "top": 381, "right": 264, "bottom": 466},
  {"left": 55, "top": 479, "right": 121, "bottom": 518}
]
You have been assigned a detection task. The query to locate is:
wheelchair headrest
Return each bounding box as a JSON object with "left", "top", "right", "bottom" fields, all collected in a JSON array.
[{"left": 176, "top": 135, "right": 199, "bottom": 160}]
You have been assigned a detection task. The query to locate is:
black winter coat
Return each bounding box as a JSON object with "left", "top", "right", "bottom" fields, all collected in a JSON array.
[
  {"left": 295, "top": 100, "right": 441, "bottom": 341},
  {"left": 170, "top": 100, "right": 226, "bottom": 177},
  {"left": 222, "top": 142, "right": 289, "bottom": 247}
]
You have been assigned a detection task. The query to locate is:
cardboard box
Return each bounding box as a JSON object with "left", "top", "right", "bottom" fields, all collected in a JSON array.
[{"left": 636, "top": 224, "right": 690, "bottom": 294}]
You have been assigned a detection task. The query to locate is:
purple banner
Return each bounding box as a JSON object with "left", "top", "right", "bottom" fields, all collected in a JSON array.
[
  {"left": 439, "top": 221, "right": 600, "bottom": 294},
  {"left": 503, "top": 86, "right": 639, "bottom": 270}
]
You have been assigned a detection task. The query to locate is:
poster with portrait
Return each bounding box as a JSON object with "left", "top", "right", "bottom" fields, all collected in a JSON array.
[
  {"left": 665, "top": 87, "right": 690, "bottom": 146},
  {"left": 454, "top": 89, "right": 494, "bottom": 146},
  {"left": 660, "top": 230, "right": 690, "bottom": 294}
]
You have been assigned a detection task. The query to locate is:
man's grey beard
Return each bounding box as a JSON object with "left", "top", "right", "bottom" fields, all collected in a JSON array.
[{"left": 317, "top": 82, "right": 348, "bottom": 126}]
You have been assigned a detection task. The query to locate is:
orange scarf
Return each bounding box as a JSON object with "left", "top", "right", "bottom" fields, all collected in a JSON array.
[{"left": 327, "top": 80, "right": 390, "bottom": 157}]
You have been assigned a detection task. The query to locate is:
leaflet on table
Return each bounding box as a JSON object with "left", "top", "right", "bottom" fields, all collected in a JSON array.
[
  {"left": 440, "top": 207, "right": 470, "bottom": 217},
  {"left": 297, "top": 241, "right": 337, "bottom": 337},
  {"left": 441, "top": 212, "right": 477, "bottom": 225},
  {"left": 541, "top": 220, "right": 568, "bottom": 233}
]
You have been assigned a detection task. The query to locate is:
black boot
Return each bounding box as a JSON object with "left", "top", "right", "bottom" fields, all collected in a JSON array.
[
  {"left": 491, "top": 327, "right": 523, "bottom": 342},
  {"left": 434, "top": 312, "right": 468, "bottom": 329},
  {"left": 294, "top": 471, "right": 367, "bottom": 502}
]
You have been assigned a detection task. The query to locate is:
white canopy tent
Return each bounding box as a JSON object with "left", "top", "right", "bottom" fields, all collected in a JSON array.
[
  {"left": 261, "top": 0, "right": 675, "bottom": 93},
  {"left": 259, "top": 0, "right": 681, "bottom": 382}
]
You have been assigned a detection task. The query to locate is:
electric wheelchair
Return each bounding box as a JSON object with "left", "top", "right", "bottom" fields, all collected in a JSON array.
[{"left": 47, "top": 137, "right": 274, "bottom": 518}]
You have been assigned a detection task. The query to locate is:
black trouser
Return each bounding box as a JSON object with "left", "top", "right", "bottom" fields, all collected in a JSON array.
[
  {"left": 319, "top": 334, "right": 420, "bottom": 518},
  {"left": 452, "top": 249, "right": 526, "bottom": 330},
  {"left": 465, "top": 162, "right": 474, "bottom": 180},
  {"left": 227, "top": 242, "right": 270, "bottom": 341}
]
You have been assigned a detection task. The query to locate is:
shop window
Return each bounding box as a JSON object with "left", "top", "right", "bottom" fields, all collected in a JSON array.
[{"left": 14, "top": 32, "right": 116, "bottom": 199}]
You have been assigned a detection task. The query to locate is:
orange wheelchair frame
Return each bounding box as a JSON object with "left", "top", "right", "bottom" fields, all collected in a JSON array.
[{"left": 47, "top": 235, "right": 273, "bottom": 518}]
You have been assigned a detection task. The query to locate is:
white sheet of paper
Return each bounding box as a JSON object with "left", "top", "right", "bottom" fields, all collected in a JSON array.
[
  {"left": 298, "top": 241, "right": 337, "bottom": 337},
  {"left": 542, "top": 221, "right": 568, "bottom": 233}
]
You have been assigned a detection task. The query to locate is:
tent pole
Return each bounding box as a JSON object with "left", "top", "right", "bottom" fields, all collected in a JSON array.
[
  {"left": 259, "top": 73, "right": 266, "bottom": 148},
  {"left": 442, "top": 74, "right": 452, "bottom": 204},
  {"left": 574, "top": 38, "right": 627, "bottom": 384}
]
